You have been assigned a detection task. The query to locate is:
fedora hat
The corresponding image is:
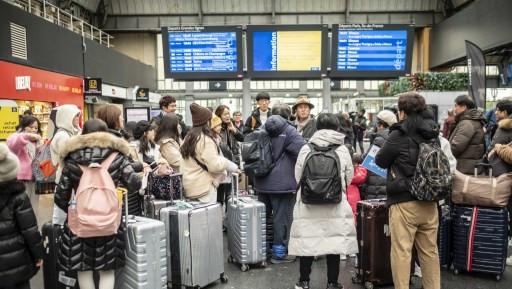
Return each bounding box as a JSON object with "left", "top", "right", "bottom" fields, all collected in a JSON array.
[{"left": 292, "top": 95, "right": 315, "bottom": 112}]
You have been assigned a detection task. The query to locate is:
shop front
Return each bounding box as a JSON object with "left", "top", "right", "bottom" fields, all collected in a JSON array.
[{"left": 0, "top": 61, "right": 84, "bottom": 139}]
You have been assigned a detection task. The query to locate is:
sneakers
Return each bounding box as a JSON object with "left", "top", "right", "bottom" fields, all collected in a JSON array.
[
  {"left": 413, "top": 263, "right": 422, "bottom": 278},
  {"left": 507, "top": 256, "right": 512, "bottom": 266},
  {"left": 340, "top": 255, "right": 347, "bottom": 261},
  {"left": 295, "top": 281, "right": 310, "bottom": 289},
  {"left": 326, "top": 283, "right": 343, "bottom": 289},
  {"left": 271, "top": 254, "right": 296, "bottom": 264}
]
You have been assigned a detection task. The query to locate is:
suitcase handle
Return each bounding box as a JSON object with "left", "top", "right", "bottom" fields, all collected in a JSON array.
[
  {"left": 474, "top": 163, "right": 492, "bottom": 178},
  {"left": 232, "top": 172, "right": 240, "bottom": 204},
  {"left": 170, "top": 173, "right": 184, "bottom": 204}
]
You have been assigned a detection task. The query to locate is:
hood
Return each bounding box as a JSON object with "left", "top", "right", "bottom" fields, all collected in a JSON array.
[
  {"left": 55, "top": 104, "right": 81, "bottom": 135},
  {"left": 264, "top": 115, "right": 288, "bottom": 137},
  {"left": 0, "top": 180, "right": 25, "bottom": 208},
  {"left": 59, "top": 132, "right": 132, "bottom": 161},
  {"left": 392, "top": 114, "right": 439, "bottom": 140},
  {"left": 458, "top": 108, "right": 486, "bottom": 123},
  {"left": 309, "top": 129, "right": 345, "bottom": 147},
  {"left": 498, "top": 118, "right": 512, "bottom": 130}
]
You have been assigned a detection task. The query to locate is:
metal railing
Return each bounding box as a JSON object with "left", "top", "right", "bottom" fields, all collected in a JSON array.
[{"left": 5, "top": 0, "right": 113, "bottom": 47}]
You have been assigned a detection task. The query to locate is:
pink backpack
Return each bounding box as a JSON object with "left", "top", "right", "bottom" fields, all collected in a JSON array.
[{"left": 68, "top": 152, "right": 121, "bottom": 238}]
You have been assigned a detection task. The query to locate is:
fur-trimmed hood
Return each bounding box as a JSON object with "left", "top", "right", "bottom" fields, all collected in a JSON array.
[
  {"left": 498, "top": 118, "right": 512, "bottom": 130},
  {"left": 59, "top": 132, "right": 132, "bottom": 161}
]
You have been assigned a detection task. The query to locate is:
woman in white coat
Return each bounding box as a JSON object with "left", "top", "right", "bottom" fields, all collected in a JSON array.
[{"left": 289, "top": 113, "right": 358, "bottom": 289}]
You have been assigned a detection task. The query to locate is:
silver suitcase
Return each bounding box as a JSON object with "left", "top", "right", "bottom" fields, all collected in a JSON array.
[
  {"left": 116, "top": 216, "right": 167, "bottom": 289},
  {"left": 160, "top": 202, "right": 228, "bottom": 288},
  {"left": 226, "top": 173, "right": 267, "bottom": 271}
]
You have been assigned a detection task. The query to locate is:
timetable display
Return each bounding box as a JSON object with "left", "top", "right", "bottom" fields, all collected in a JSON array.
[
  {"left": 162, "top": 26, "right": 243, "bottom": 80},
  {"left": 247, "top": 25, "right": 328, "bottom": 79},
  {"left": 330, "top": 24, "right": 413, "bottom": 79}
]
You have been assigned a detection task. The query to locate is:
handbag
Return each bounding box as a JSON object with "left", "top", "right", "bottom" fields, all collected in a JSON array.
[{"left": 146, "top": 165, "right": 182, "bottom": 200}]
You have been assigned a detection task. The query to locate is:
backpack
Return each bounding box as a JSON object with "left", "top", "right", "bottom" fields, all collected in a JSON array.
[
  {"left": 32, "top": 127, "right": 64, "bottom": 194},
  {"left": 68, "top": 152, "right": 122, "bottom": 238},
  {"left": 299, "top": 144, "right": 344, "bottom": 205},
  {"left": 410, "top": 138, "right": 452, "bottom": 201},
  {"left": 241, "top": 128, "right": 275, "bottom": 177}
]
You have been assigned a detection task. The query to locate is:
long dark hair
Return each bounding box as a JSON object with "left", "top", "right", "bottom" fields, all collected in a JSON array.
[
  {"left": 139, "top": 123, "right": 157, "bottom": 155},
  {"left": 19, "top": 116, "right": 41, "bottom": 135},
  {"left": 155, "top": 114, "right": 180, "bottom": 144},
  {"left": 180, "top": 124, "right": 215, "bottom": 159}
]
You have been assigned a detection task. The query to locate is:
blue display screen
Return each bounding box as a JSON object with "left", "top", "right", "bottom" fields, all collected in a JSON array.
[
  {"left": 168, "top": 32, "right": 238, "bottom": 72},
  {"left": 253, "top": 32, "right": 276, "bottom": 71},
  {"left": 337, "top": 30, "right": 407, "bottom": 71}
]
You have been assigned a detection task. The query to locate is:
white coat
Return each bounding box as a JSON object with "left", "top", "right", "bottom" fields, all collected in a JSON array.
[{"left": 288, "top": 129, "right": 359, "bottom": 257}]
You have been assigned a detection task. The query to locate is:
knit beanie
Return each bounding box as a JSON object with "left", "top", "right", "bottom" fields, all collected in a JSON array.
[
  {"left": 190, "top": 103, "right": 212, "bottom": 127},
  {"left": 211, "top": 115, "right": 222, "bottom": 129},
  {"left": 0, "top": 144, "right": 20, "bottom": 183}
]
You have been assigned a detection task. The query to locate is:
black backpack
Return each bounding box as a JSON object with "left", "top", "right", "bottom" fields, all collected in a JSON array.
[
  {"left": 241, "top": 128, "right": 275, "bottom": 177},
  {"left": 299, "top": 144, "right": 343, "bottom": 204}
]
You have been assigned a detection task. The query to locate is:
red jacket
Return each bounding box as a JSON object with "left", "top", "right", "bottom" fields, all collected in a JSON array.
[{"left": 347, "top": 165, "right": 368, "bottom": 217}]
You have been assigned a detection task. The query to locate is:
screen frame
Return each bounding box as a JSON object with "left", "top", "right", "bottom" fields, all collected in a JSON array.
[
  {"left": 329, "top": 24, "right": 415, "bottom": 79},
  {"left": 246, "top": 24, "right": 329, "bottom": 80},
  {"left": 162, "top": 25, "right": 244, "bottom": 80},
  {"left": 124, "top": 107, "right": 150, "bottom": 123}
]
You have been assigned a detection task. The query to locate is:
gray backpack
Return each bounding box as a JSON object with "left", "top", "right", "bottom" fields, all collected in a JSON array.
[{"left": 410, "top": 138, "right": 452, "bottom": 201}]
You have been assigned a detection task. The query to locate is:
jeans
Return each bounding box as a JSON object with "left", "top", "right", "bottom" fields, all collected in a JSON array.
[
  {"left": 258, "top": 193, "right": 296, "bottom": 248},
  {"left": 299, "top": 255, "right": 340, "bottom": 283}
]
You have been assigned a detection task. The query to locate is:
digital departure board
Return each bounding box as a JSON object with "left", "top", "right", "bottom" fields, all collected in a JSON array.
[
  {"left": 330, "top": 24, "right": 414, "bottom": 79},
  {"left": 161, "top": 26, "right": 243, "bottom": 80},
  {"left": 247, "top": 25, "right": 328, "bottom": 79}
]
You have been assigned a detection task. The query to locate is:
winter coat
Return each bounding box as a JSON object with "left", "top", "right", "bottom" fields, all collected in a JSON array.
[
  {"left": 152, "top": 112, "right": 188, "bottom": 139},
  {"left": 180, "top": 133, "right": 232, "bottom": 200},
  {"left": 254, "top": 116, "right": 306, "bottom": 194},
  {"left": 288, "top": 129, "right": 358, "bottom": 257},
  {"left": 159, "top": 138, "right": 182, "bottom": 171},
  {"left": 54, "top": 132, "right": 141, "bottom": 271},
  {"left": 6, "top": 133, "right": 37, "bottom": 181},
  {"left": 353, "top": 115, "right": 367, "bottom": 141},
  {"left": 442, "top": 116, "right": 455, "bottom": 138},
  {"left": 347, "top": 165, "right": 367, "bottom": 216},
  {"left": 494, "top": 143, "right": 512, "bottom": 165},
  {"left": 295, "top": 116, "right": 317, "bottom": 141},
  {"left": 243, "top": 108, "right": 272, "bottom": 135},
  {"left": 360, "top": 129, "right": 390, "bottom": 200},
  {"left": 490, "top": 118, "right": 512, "bottom": 150},
  {"left": 375, "top": 113, "right": 439, "bottom": 206},
  {"left": 449, "top": 109, "right": 486, "bottom": 174},
  {"left": 0, "top": 180, "right": 43, "bottom": 287},
  {"left": 219, "top": 123, "right": 244, "bottom": 164}
]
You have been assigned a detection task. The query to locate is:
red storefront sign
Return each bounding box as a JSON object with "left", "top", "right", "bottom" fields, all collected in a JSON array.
[{"left": 0, "top": 60, "right": 84, "bottom": 109}]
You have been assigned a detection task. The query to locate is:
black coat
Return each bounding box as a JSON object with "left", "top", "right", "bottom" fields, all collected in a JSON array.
[
  {"left": 55, "top": 132, "right": 141, "bottom": 271},
  {"left": 220, "top": 123, "right": 244, "bottom": 164},
  {"left": 375, "top": 113, "right": 439, "bottom": 206},
  {"left": 243, "top": 108, "right": 272, "bottom": 135},
  {"left": 0, "top": 181, "right": 43, "bottom": 287},
  {"left": 361, "top": 129, "right": 391, "bottom": 199}
]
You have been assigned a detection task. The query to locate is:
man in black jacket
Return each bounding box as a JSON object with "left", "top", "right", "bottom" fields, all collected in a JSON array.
[
  {"left": 352, "top": 109, "right": 367, "bottom": 153},
  {"left": 152, "top": 95, "right": 188, "bottom": 138},
  {"left": 243, "top": 92, "right": 272, "bottom": 135},
  {"left": 0, "top": 144, "right": 43, "bottom": 289},
  {"left": 375, "top": 93, "right": 440, "bottom": 289}
]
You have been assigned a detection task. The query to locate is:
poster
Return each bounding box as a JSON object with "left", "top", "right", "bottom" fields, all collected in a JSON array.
[
  {"left": 0, "top": 100, "right": 19, "bottom": 140},
  {"left": 362, "top": 145, "right": 387, "bottom": 178}
]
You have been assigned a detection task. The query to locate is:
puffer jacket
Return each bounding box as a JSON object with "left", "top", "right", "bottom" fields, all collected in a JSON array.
[
  {"left": 361, "top": 128, "right": 390, "bottom": 199},
  {"left": 254, "top": 116, "right": 306, "bottom": 194},
  {"left": 54, "top": 132, "right": 141, "bottom": 271},
  {"left": 449, "top": 109, "right": 486, "bottom": 174},
  {"left": 375, "top": 113, "right": 439, "bottom": 206},
  {"left": 490, "top": 118, "right": 512, "bottom": 150},
  {"left": 288, "top": 129, "right": 357, "bottom": 257},
  {"left": 219, "top": 123, "right": 244, "bottom": 165},
  {"left": 0, "top": 180, "right": 43, "bottom": 286}
]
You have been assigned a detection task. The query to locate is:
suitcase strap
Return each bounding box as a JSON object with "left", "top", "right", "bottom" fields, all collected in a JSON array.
[{"left": 466, "top": 207, "right": 478, "bottom": 272}]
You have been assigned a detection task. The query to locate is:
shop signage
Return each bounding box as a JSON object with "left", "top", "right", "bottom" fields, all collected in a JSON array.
[
  {"left": 135, "top": 88, "right": 149, "bottom": 101},
  {"left": 0, "top": 100, "right": 19, "bottom": 140},
  {"left": 102, "top": 83, "right": 127, "bottom": 99},
  {"left": 15, "top": 76, "right": 31, "bottom": 91},
  {"left": 84, "top": 78, "right": 102, "bottom": 96}
]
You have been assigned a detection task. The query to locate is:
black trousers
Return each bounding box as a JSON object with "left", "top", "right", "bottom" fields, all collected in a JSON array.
[
  {"left": 217, "top": 183, "right": 232, "bottom": 206},
  {"left": 300, "top": 255, "right": 340, "bottom": 284},
  {"left": 2, "top": 281, "right": 30, "bottom": 289}
]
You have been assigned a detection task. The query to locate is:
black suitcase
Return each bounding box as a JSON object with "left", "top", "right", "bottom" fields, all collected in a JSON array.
[
  {"left": 452, "top": 205, "right": 508, "bottom": 280},
  {"left": 438, "top": 204, "right": 452, "bottom": 267}
]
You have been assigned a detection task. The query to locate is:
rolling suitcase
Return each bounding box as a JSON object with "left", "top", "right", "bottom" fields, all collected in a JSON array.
[
  {"left": 160, "top": 202, "right": 228, "bottom": 288},
  {"left": 352, "top": 199, "right": 393, "bottom": 289},
  {"left": 438, "top": 203, "right": 452, "bottom": 267},
  {"left": 115, "top": 189, "right": 167, "bottom": 289},
  {"left": 226, "top": 173, "right": 267, "bottom": 271},
  {"left": 452, "top": 204, "right": 508, "bottom": 280}
]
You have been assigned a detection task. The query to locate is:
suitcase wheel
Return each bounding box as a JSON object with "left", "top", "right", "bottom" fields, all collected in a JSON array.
[
  {"left": 453, "top": 269, "right": 459, "bottom": 275},
  {"left": 496, "top": 274, "right": 502, "bottom": 281},
  {"left": 227, "top": 255, "right": 234, "bottom": 263},
  {"left": 220, "top": 273, "right": 229, "bottom": 283},
  {"left": 240, "top": 264, "right": 250, "bottom": 272},
  {"left": 364, "top": 281, "right": 374, "bottom": 289},
  {"left": 260, "top": 261, "right": 267, "bottom": 268}
]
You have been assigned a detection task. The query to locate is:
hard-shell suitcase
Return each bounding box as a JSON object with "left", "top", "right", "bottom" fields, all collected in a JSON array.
[
  {"left": 438, "top": 203, "right": 452, "bottom": 267},
  {"left": 452, "top": 204, "right": 508, "bottom": 280},
  {"left": 226, "top": 173, "right": 267, "bottom": 271},
  {"left": 352, "top": 199, "right": 393, "bottom": 289},
  {"left": 160, "top": 202, "right": 228, "bottom": 288}
]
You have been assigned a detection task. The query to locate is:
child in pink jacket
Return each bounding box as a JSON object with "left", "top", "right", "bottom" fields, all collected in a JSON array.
[{"left": 347, "top": 153, "right": 367, "bottom": 218}]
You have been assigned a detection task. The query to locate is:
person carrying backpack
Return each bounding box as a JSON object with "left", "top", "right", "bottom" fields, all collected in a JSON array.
[
  {"left": 54, "top": 119, "right": 142, "bottom": 289},
  {"left": 289, "top": 113, "right": 357, "bottom": 289},
  {"left": 0, "top": 144, "right": 44, "bottom": 289},
  {"left": 375, "top": 92, "right": 442, "bottom": 289}
]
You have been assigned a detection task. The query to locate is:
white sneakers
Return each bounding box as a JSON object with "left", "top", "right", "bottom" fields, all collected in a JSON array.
[{"left": 507, "top": 256, "right": 512, "bottom": 266}]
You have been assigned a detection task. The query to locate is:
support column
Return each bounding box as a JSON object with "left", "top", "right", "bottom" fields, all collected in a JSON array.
[
  {"left": 242, "top": 78, "right": 251, "bottom": 119},
  {"left": 322, "top": 78, "right": 332, "bottom": 112},
  {"left": 184, "top": 82, "right": 194, "bottom": 126},
  {"left": 299, "top": 81, "right": 308, "bottom": 95}
]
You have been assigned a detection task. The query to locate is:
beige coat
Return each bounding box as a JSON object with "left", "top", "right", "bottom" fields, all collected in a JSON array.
[
  {"left": 159, "top": 138, "right": 182, "bottom": 171},
  {"left": 180, "top": 134, "right": 229, "bottom": 199},
  {"left": 288, "top": 129, "right": 358, "bottom": 257}
]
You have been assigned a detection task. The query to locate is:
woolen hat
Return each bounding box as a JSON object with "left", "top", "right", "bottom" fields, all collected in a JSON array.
[
  {"left": 256, "top": 92, "right": 271, "bottom": 101},
  {"left": 376, "top": 110, "right": 398, "bottom": 127},
  {"left": 292, "top": 95, "right": 315, "bottom": 112},
  {"left": 211, "top": 115, "right": 222, "bottom": 129},
  {"left": 190, "top": 103, "right": 212, "bottom": 127},
  {"left": 0, "top": 144, "right": 20, "bottom": 183}
]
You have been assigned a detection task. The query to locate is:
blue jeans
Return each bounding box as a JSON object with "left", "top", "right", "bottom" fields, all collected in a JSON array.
[{"left": 258, "top": 193, "right": 296, "bottom": 249}]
